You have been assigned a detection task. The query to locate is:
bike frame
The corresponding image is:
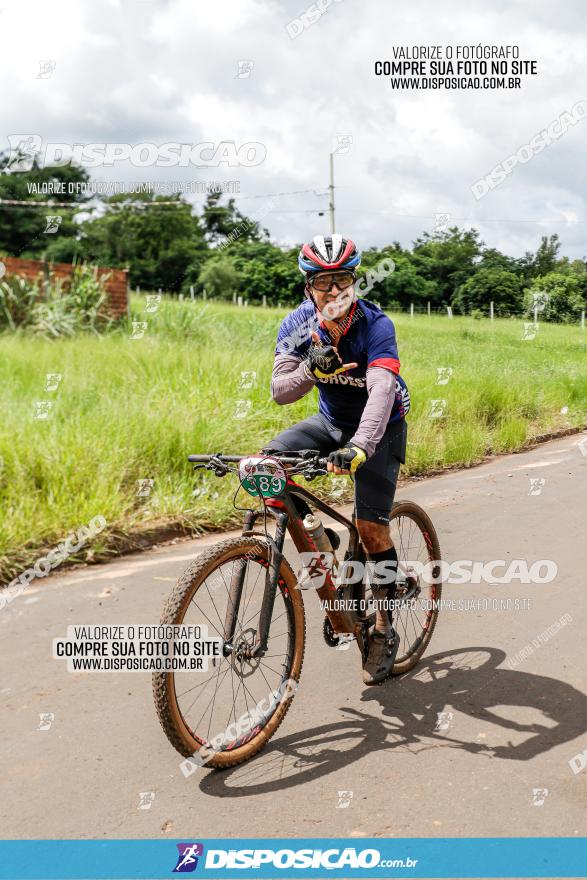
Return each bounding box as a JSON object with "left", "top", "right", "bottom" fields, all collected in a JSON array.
[
  {"left": 241, "top": 477, "right": 367, "bottom": 654},
  {"left": 189, "top": 454, "right": 369, "bottom": 661}
]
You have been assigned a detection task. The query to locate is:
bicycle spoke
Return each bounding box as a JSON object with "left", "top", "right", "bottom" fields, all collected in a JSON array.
[
  {"left": 239, "top": 560, "right": 264, "bottom": 627},
  {"left": 190, "top": 661, "right": 232, "bottom": 734},
  {"left": 188, "top": 597, "right": 224, "bottom": 638},
  {"left": 167, "top": 549, "right": 296, "bottom": 755}
]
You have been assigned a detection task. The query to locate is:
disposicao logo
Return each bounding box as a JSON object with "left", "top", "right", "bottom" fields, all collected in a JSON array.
[{"left": 173, "top": 843, "right": 204, "bottom": 872}]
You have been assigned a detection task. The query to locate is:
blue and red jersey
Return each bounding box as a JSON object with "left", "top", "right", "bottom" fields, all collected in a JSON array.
[{"left": 275, "top": 298, "right": 410, "bottom": 432}]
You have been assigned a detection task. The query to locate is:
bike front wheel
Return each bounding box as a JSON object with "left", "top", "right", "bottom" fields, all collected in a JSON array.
[{"left": 153, "top": 536, "right": 305, "bottom": 769}]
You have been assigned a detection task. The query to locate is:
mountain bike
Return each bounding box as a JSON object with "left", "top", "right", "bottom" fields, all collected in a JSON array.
[{"left": 153, "top": 450, "right": 442, "bottom": 769}]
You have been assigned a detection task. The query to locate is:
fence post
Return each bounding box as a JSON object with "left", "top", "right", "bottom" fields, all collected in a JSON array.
[
  {"left": 179, "top": 293, "right": 184, "bottom": 301},
  {"left": 203, "top": 288, "right": 207, "bottom": 301},
  {"left": 410, "top": 303, "right": 414, "bottom": 319},
  {"left": 262, "top": 295, "right": 267, "bottom": 308},
  {"left": 427, "top": 301, "right": 431, "bottom": 317},
  {"left": 189, "top": 285, "right": 195, "bottom": 301},
  {"left": 135, "top": 285, "right": 140, "bottom": 296},
  {"left": 581, "top": 310, "right": 585, "bottom": 330},
  {"left": 490, "top": 301, "right": 494, "bottom": 321},
  {"left": 447, "top": 306, "right": 453, "bottom": 319},
  {"left": 244, "top": 299, "right": 249, "bottom": 308}
]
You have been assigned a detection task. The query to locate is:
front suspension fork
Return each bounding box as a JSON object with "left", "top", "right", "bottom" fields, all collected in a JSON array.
[
  {"left": 223, "top": 509, "right": 288, "bottom": 658},
  {"left": 254, "top": 511, "right": 288, "bottom": 655},
  {"left": 222, "top": 509, "right": 258, "bottom": 648}
]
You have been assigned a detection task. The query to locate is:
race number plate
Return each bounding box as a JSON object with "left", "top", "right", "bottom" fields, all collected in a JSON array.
[{"left": 238, "top": 456, "right": 287, "bottom": 498}]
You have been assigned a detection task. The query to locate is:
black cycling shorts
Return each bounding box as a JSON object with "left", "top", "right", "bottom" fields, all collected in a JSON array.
[{"left": 263, "top": 414, "right": 407, "bottom": 525}]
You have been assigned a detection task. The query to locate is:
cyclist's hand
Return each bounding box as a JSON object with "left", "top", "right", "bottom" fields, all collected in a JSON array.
[
  {"left": 327, "top": 444, "right": 367, "bottom": 475},
  {"left": 307, "top": 331, "right": 357, "bottom": 379}
]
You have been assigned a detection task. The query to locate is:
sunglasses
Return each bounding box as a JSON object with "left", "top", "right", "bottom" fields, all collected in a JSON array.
[{"left": 311, "top": 271, "right": 356, "bottom": 292}]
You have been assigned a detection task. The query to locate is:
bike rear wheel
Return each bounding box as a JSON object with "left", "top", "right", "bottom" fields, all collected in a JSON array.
[
  {"left": 153, "top": 536, "right": 305, "bottom": 769},
  {"left": 362, "top": 500, "right": 442, "bottom": 674}
]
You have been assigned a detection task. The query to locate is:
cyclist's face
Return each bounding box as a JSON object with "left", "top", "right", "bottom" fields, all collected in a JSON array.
[{"left": 311, "top": 277, "right": 355, "bottom": 321}]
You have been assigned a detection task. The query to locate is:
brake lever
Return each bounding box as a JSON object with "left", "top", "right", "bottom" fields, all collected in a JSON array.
[
  {"left": 207, "top": 455, "right": 228, "bottom": 477},
  {"left": 304, "top": 465, "right": 328, "bottom": 481},
  {"left": 210, "top": 461, "right": 229, "bottom": 477},
  {"left": 299, "top": 449, "right": 320, "bottom": 460},
  {"left": 192, "top": 455, "right": 230, "bottom": 477}
]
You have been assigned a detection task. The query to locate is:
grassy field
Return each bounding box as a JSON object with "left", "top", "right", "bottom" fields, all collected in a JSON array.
[{"left": 1, "top": 296, "right": 585, "bottom": 580}]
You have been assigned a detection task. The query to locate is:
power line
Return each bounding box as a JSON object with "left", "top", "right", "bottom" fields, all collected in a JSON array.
[
  {"left": 264, "top": 208, "right": 587, "bottom": 224},
  {"left": 267, "top": 209, "right": 326, "bottom": 215},
  {"left": 0, "top": 195, "right": 584, "bottom": 225},
  {"left": 333, "top": 209, "right": 587, "bottom": 225},
  {"left": 236, "top": 188, "right": 327, "bottom": 199},
  {"left": 0, "top": 187, "right": 328, "bottom": 210},
  {"left": 0, "top": 196, "right": 196, "bottom": 209}
]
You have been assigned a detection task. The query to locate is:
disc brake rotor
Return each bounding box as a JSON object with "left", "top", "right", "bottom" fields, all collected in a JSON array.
[{"left": 229, "top": 627, "right": 261, "bottom": 677}]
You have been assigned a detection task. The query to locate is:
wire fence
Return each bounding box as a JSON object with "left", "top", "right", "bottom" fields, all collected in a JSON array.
[{"left": 134, "top": 285, "right": 587, "bottom": 329}]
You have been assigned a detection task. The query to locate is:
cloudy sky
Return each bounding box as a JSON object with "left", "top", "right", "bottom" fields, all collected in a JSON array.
[{"left": 2, "top": 0, "right": 586, "bottom": 257}]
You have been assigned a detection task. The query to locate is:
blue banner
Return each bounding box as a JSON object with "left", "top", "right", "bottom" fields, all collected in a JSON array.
[{"left": 0, "top": 838, "right": 585, "bottom": 879}]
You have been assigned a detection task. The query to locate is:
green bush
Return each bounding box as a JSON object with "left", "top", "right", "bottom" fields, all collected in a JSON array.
[
  {"left": 198, "top": 258, "right": 243, "bottom": 301},
  {"left": 0, "top": 275, "right": 41, "bottom": 330},
  {"left": 453, "top": 267, "right": 523, "bottom": 317},
  {"left": 523, "top": 272, "right": 585, "bottom": 324},
  {"left": 0, "top": 265, "right": 112, "bottom": 337}
]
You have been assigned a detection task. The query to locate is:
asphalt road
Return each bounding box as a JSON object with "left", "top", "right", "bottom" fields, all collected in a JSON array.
[{"left": 1, "top": 432, "right": 586, "bottom": 845}]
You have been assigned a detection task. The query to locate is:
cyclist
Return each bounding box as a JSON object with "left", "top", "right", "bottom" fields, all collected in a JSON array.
[{"left": 263, "top": 234, "right": 410, "bottom": 685}]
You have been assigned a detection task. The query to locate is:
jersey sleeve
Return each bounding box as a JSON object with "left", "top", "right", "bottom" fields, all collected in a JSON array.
[
  {"left": 275, "top": 309, "right": 316, "bottom": 357},
  {"left": 366, "top": 312, "right": 400, "bottom": 375},
  {"left": 275, "top": 315, "right": 298, "bottom": 357}
]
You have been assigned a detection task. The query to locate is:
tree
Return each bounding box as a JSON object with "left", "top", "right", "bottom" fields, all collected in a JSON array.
[
  {"left": 225, "top": 241, "right": 300, "bottom": 304},
  {"left": 532, "top": 234, "right": 561, "bottom": 277},
  {"left": 410, "top": 227, "right": 482, "bottom": 305},
  {"left": 73, "top": 192, "right": 208, "bottom": 291},
  {"left": 452, "top": 268, "right": 523, "bottom": 316},
  {"left": 371, "top": 253, "right": 436, "bottom": 309},
  {"left": 477, "top": 248, "right": 523, "bottom": 275},
  {"left": 201, "top": 192, "right": 268, "bottom": 245},
  {"left": 519, "top": 234, "right": 562, "bottom": 282},
  {"left": 186, "top": 240, "right": 301, "bottom": 304},
  {"left": 198, "top": 258, "right": 243, "bottom": 300},
  {"left": 522, "top": 272, "right": 585, "bottom": 323},
  {"left": 0, "top": 154, "right": 91, "bottom": 257}
]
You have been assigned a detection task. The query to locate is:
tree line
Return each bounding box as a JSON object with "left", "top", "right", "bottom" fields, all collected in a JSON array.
[{"left": 1, "top": 156, "right": 585, "bottom": 322}]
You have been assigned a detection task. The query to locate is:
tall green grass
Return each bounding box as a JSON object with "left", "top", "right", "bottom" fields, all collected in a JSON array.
[{"left": 1, "top": 297, "right": 585, "bottom": 579}]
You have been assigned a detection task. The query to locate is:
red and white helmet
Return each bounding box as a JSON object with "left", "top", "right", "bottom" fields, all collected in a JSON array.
[{"left": 298, "top": 235, "right": 361, "bottom": 277}]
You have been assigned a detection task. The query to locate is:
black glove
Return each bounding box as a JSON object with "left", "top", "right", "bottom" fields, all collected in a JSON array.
[
  {"left": 327, "top": 444, "right": 367, "bottom": 474},
  {"left": 306, "top": 343, "right": 346, "bottom": 379}
]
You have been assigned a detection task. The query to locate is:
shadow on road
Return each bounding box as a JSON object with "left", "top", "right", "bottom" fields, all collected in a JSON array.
[{"left": 199, "top": 646, "right": 587, "bottom": 797}]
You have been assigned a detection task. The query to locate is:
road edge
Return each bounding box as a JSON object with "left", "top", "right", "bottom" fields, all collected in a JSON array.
[{"left": 2, "top": 422, "right": 586, "bottom": 587}]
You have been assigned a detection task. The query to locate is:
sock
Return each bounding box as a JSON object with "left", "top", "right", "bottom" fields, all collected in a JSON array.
[{"left": 368, "top": 546, "right": 398, "bottom": 635}]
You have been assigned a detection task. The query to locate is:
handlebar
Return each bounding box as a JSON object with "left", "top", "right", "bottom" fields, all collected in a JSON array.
[
  {"left": 188, "top": 451, "right": 330, "bottom": 477},
  {"left": 188, "top": 454, "right": 244, "bottom": 462}
]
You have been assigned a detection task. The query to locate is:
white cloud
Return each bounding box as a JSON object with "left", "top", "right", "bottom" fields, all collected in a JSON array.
[{"left": 0, "top": 0, "right": 585, "bottom": 256}]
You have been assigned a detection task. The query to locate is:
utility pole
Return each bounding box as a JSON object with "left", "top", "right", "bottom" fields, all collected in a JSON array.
[{"left": 328, "top": 152, "right": 335, "bottom": 233}]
